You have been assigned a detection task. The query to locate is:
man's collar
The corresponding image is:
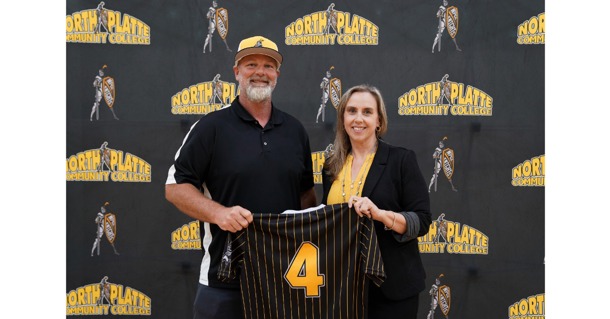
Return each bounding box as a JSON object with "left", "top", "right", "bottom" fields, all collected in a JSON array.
[{"left": 231, "top": 96, "right": 284, "bottom": 126}]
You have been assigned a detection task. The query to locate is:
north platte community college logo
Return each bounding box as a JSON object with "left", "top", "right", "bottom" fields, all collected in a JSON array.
[
  {"left": 171, "top": 74, "right": 236, "bottom": 115},
  {"left": 66, "top": 2, "right": 151, "bottom": 45},
  {"left": 171, "top": 221, "right": 201, "bottom": 250},
  {"left": 66, "top": 142, "right": 152, "bottom": 182},
  {"left": 512, "top": 155, "right": 545, "bottom": 187},
  {"left": 66, "top": 276, "right": 151, "bottom": 316},
  {"left": 517, "top": 13, "right": 545, "bottom": 45},
  {"left": 285, "top": 3, "right": 379, "bottom": 45},
  {"left": 418, "top": 213, "right": 489, "bottom": 255},
  {"left": 508, "top": 293, "right": 544, "bottom": 319},
  {"left": 311, "top": 144, "right": 334, "bottom": 184},
  {"left": 398, "top": 74, "right": 493, "bottom": 116}
]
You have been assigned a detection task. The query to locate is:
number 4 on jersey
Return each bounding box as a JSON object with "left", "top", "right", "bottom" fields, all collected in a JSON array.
[{"left": 284, "top": 241, "right": 326, "bottom": 297}]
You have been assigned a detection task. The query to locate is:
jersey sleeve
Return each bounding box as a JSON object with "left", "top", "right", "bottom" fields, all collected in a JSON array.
[
  {"left": 217, "top": 231, "right": 245, "bottom": 282},
  {"left": 359, "top": 216, "right": 386, "bottom": 287}
]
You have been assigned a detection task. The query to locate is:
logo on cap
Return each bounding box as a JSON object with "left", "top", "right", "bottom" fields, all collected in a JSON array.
[{"left": 234, "top": 36, "right": 283, "bottom": 68}]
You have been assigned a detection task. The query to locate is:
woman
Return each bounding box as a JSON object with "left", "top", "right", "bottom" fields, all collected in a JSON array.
[{"left": 322, "top": 84, "right": 431, "bottom": 318}]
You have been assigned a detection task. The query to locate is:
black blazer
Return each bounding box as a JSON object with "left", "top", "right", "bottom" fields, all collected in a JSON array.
[{"left": 322, "top": 140, "right": 431, "bottom": 300}]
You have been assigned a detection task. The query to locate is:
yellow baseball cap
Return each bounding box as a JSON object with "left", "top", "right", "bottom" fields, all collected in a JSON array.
[{"left": 234, "top": 36, "right": 283, "bottom": 69}]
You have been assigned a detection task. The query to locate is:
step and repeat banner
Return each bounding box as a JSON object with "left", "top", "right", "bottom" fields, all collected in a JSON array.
[{"left": 66, "top": 0, "right": 544, "bottom": 318}]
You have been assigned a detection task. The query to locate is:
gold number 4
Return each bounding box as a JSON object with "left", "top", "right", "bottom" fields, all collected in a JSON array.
[{"left": 284, "top": 241, "right": 325, "bottom": 297}]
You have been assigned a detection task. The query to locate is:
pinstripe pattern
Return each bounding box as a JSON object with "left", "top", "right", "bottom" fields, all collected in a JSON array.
[{"left": 218, "top": 203, "right": 385, "bottom": 319}]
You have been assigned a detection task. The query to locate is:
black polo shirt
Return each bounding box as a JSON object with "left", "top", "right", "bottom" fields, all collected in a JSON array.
[{"left": 167, "top": 97, "right": 314, "bottom": 288}]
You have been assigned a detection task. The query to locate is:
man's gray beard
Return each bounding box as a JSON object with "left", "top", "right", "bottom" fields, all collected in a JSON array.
[{"left": 245, "top": 85, "right": 274, "bottom": 103}]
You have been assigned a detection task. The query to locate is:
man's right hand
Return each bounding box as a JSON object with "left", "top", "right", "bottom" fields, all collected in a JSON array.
[{"left": 216, "top": 206, "right": 253, "bottom": 233}]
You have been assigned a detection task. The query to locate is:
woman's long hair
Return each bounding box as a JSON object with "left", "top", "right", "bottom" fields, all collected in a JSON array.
[{"left": 325, "top": 84, "right": 388, "bottom": 180}]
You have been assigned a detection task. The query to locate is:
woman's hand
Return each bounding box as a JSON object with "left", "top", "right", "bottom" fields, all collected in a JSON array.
[
  {"left": 348, "top": 195, "right": 380, "bottom": 219},
  {"left": 347, "top": 195, "right": 401, "bottom": 232}
]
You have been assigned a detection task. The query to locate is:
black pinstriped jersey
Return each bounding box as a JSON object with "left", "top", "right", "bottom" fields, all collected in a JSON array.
[{"left": 218, "top": 203, "right": 385, "bottom": 319}]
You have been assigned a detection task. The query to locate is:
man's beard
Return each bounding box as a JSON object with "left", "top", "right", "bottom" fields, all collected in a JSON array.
[{"left": 244, "top": 78, "right": 275, "bottom": 103}]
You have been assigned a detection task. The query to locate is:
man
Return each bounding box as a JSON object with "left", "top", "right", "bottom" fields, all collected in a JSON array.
[{"left": 166, "top": 35, "right": 317, "bottom": 319}]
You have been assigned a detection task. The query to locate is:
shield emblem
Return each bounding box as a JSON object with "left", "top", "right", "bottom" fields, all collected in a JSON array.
[
  {"left": 103, "top": 213, "right": 117, "bottom": 244},
  {"left": 442, "top": 148, "right": 455, "bottom": 180},
  {"left": 438, "top": 285, "right": 451, "bottom": 316},
  {"left": 102, "top": 76, "right": 115, "bottom": 108},
  {"left": 215, "top": 8, "right": 229, "bottom": 40},
  {"left": 329, "top": 78, "right": 342, "bottom": 109},
  {"left": 446, "top": 6, "right": 459, "bottom": 39}
]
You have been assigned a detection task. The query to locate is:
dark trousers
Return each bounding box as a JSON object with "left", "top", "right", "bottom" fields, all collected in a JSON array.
[
  {"left": 193, "top": 283, "right": 244, "bottom": 319},
  {"left": 368, "top": 285, "right": 420, "bottom": 319}
]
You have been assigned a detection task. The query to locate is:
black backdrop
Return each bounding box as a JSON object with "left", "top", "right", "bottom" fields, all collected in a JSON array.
[{"left": 66, "top": 0, "right": 544, "bottom": 317}]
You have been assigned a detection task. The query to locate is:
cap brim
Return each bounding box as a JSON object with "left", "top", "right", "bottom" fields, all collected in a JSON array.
[{"left": 235, "top": 48, "right": 283, "bottom": 67}]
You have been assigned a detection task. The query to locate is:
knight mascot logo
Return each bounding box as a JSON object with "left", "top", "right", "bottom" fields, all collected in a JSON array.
[
  {"left": 431, "top": 0, "right": 462, "bottom": 53},
  {"left": 89, "top": 65, "right": 119, "bottom": 121},
  {"left": 202, "top": 1, "right": 232, "bottom": 53},
  {"left": 426, "top": 274, "right": 451, "bottom": 319},
  {"left": 428, "top": 137, "right": 458, "bottom": 192},
  {"left": 316, "top": 66, "right": 342, "bottom": 123},
  {"left": 90, "top": 202, "right": 120, "bottom": 256}
]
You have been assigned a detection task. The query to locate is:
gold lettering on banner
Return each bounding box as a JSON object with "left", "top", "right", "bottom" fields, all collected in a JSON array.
[{"left": 66, "top": 6, "right": 151, "bottom": 45}]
